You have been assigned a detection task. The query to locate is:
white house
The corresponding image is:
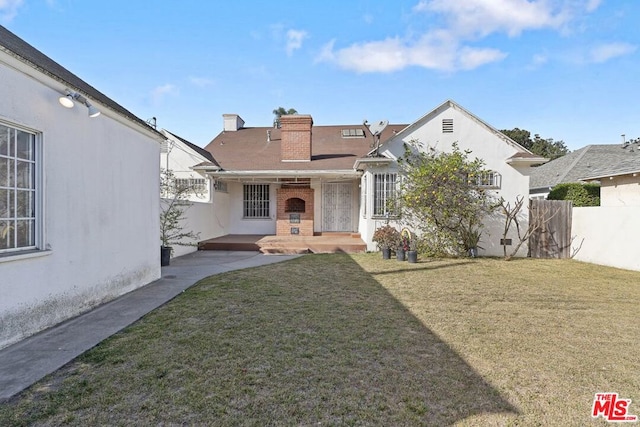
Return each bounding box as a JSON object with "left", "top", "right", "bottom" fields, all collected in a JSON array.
[
  {"left": 192, "top": 100, "right": 545, "bottom": 257},
  {"left": 0, "top": 25, "right": 163, "bottom": 349},
  {"left": 159, "top": 129, "right": 216, "bottom": 203},
  {"left": 362, "top": 100, "right": 547, "bottom": 256},
  {"left": 158, "top": 129, "right": 222, "bottom": 258}
]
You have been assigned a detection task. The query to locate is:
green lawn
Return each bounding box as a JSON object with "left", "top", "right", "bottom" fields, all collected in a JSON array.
[{"left": 1, "top": 254, "right": 639, "bottom": 426}]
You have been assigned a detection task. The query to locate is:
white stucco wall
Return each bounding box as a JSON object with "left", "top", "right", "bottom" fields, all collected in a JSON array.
[
  {"left": 159, "top": 132, "right": 211, "bottom": 203},
  {"left": 161, "top": 199, "right": 222, "bottom": 258},
  {"left": 599, "top": 175, "right": 640, "bottom": 206},
  {"left": 225, "top": 181, "right": 277, "bottom": 234},
  {"left": 0, "top": 54, "right": 161, "bottom": 349},
  {"left": 572, "top": 206, "right": 640, "bottom": 271},
  {"left": 372, "top": 104, "right": 532, "bottom": 257}
]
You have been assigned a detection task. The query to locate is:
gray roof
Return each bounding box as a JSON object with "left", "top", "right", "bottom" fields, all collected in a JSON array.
[
  {"left": 0, "top": 25, "right": 163, "bottom": 139},
  {"left": 530, "top": 144, "right": 640, "bottom": 190}
]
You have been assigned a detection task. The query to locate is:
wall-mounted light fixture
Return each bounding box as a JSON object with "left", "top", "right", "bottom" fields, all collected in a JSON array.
[{"left": 58, "top": 89, "right": 101, "bottom": 118}]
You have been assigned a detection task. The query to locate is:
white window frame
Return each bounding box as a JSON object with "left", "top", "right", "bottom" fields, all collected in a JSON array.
[
  {"left": 475, "top": 171, "right": 502, "bottom": 189},
  {"left": 213, "top": 179, "right": 228, "bottom": 193},
  {"left": 373, "top": 172, "right": 398, "bottom": 217},
  {"left": 0, "top": 120, "right": 43, "bottom": 255},
  {"left": 175, "top": 177, "right": 207, "bottom": 193},
  {"left": 243, "top": 184, "right": 270, "bottom": 219}
]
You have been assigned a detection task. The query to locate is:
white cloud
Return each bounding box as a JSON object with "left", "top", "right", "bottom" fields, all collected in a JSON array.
[
  {"left": 589, "top": 42, "right": 637, "bottom": 63},
  {"left": 150, "top": 84, "right": 178, "bottom": 104},
  {"left": 0, "top": 0, "right": 24, "bottom": 22},
  {"left": 415, "top": 0, "right": 571, "bottom": 37},
  {"left": 189, "top": 76, "right": 214, "bottom": 87},
  {"left": 285, "top": 29, "right": 308, "bottom": 56},
  {"left": 585, "top": 0, "right": 602, "bottom": 12},
  {"left": 458, "top": 46, "right": 508, "bottom": 70},
  {"left": 318, "top": 0, "right": 600, "bottom": 73},
  {"left": 317, "top": 31, "right": 507, "bottom": 73},
  {"left": 531, "top": 53, "right": 548, "bottom": 67}
]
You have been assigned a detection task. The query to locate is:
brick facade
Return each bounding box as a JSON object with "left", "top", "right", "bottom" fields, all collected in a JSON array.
[
  {"left": 276, "top": 187, "right": 314, "bottom": 236},
  {"left": 280, "top": 115, "right": 313, "bottom": 162}
]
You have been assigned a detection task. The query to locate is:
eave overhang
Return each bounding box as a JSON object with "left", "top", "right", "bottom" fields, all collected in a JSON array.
[
  {"left": 353, "top": 157, "right": 395, "bottom": 170},
  {"left": 195, "top": 168, "right": 362, "bottom": 182}
]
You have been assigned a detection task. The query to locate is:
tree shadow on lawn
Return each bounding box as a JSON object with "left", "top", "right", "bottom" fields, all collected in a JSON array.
[
  {"left": 367, "top": 259, "right": 476, "bottom": 276},
  {"left": 180, "top": 254, "right": 519, "bottom": 425},
  {"left": 0, "top": 254, "right": 518, "bottom": 426}
]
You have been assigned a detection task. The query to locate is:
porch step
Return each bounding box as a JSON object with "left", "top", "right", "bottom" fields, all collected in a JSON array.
[
  {"left": 198, "top": 234, "right": 367, "bottom": 254},
  {"left": 198, "top": 235, "right": 262, "bottom": 252}
]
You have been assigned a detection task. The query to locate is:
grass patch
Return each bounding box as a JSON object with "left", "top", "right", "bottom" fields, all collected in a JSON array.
[{"left": 1, "top": 255, "right": 638, "bottom": 425}]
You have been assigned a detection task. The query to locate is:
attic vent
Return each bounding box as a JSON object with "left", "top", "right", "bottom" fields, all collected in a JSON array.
[
  {"left": 341, "top": 129, "right": 365, "bottom": 138},
  {"left": 442, "top": 119, "right": 454, "bottom": 133}
]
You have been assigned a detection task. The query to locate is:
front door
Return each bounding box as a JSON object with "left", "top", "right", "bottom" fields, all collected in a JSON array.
[{"left": 322, "top": 182, "right": 353, "bottom": 232}]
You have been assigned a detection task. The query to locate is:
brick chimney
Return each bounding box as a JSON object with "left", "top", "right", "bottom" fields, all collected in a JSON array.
[{"left": 280, "top": 115, "right": 312, "bottom": 162}]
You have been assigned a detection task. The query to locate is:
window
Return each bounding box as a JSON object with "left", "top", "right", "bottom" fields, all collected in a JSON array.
[
  {"left": 0, "top": 123, "right": 39, "bottom": 254},
  {"left": 175, "top": 178, "right": 207, "bottom": 192},
  {"left": 243, "top": 184, "right": 270, "bottom": 218},
  {"left": 213, "top": 180, "right": 228, "bottom": 193},
  {"left": 341, "top": 128, "right": 365, "bottom": 138},
  {"left": 373, "top": 173, "right": 397, "bottom": 216},
  {"left": 475, "top": 171, "right": 502, "bottom": 189},
  {"left": 361, "top": 176, "right": 367, "bottom": 218},
  {"left": 442, "top": 118, "right": 453, "bottom": 133}
]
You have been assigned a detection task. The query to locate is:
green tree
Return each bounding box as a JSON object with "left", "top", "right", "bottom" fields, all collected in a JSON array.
[
  {"left": 548, "top": 183, "right": 600, "bottom": 206},
  {"left": 160, "top": 168, "right": 202, "bottom": 253},
  {"left": 272, "top": 107, "right": 298, "bottom": 118},
  {"left": 398, "top": 141, "right": 496, "bottom": 256},
  {"left": 501, "top": 128, "right": 569, "bottom": 160}
]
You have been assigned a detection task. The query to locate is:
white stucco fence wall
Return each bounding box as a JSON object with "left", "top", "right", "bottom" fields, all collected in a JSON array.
[
  {"left": 161, "top": 199, "right": 224, "bottom": 258},
  {"left": 0, "top": 52, "right": 161, "bottom": 349},
  {"left": 572, "top": 207, "right": 640, "bottom": 272}
]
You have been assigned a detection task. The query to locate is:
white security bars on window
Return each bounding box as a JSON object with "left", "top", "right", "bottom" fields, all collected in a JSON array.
[
  {"left": 243, "top": 184, "right": 270, "bottom": 218},
  {"left": 373, "top": 173, "right": 397, "bottom": 216}
]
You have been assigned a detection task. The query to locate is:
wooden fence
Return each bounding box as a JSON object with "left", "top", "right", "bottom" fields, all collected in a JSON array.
[{"left": 528, "top": 200, "right": 573, "bottom": 258}]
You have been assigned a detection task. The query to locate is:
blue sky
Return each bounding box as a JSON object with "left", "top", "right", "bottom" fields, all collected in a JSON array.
[{"left": 1, "top": 0, "right": 638, "bottom": 150}]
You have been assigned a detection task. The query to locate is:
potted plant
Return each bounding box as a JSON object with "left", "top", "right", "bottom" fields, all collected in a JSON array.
[
  {"left": 460, "top": 226, "right": 483, "bottom": 258},
  {"left": 372, "top": 225, "right": 400, "bottom": 260},
  {"left": 160, "top": 168, "right": 202, "bottom": 266},
  {"left": 397, "top": 229, "right": 410, "bottom": 261},
  {"left": 401, "top": 228, "right": 419, "bottom": 263}
]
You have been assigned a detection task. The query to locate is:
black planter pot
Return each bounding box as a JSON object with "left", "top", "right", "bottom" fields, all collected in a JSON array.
[
  {"left": 382, "top": 247, "right": 391, "bottom": 260},
  {"left": 469, "top": 247, "right": 478, "bottom": 258},
  {"left": 407, "top": 250, "right": 418, "bottom": 263},
  {"left": 161, "top": 246, "right": 172, "bottom": 266},
  {"left": 396, "top": 248, "right": 406, "bottom": 261}
]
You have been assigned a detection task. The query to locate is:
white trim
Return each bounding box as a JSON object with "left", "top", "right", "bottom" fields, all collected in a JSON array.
[
  {"left": 0, "top": 49, "right": 164, "bottom": 143},
  {"left": 0, "top": 249, "right": 52, "bottom": 263}
]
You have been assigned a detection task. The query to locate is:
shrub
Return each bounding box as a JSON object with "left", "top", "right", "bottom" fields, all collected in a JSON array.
[
  {"left": 372, "top": 225, "right": 401, "bottom": 250},
  {"left": 547, "top": 183, "right": 600, "bottom": 206}
]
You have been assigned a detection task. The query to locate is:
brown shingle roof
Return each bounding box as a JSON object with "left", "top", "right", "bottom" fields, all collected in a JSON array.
[{"left": 203, "top": 124, "right": 407, "bottom": 172}]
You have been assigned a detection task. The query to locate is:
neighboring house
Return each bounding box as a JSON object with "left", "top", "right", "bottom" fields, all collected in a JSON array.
[
  {"left": 194, "top": 101, "right": 546, "bottom": 257},
  {"left": 0, "top": 26, "right": 164, "bottom": 349},
  {"left": 160, "top": 129, "right": 216, "bottom": 202},
  {"left": 581, "top": 147, "right": 640, "bottom": 206},
  {"left": 529, "top": 144, "right": 637, "bottom": 199}
]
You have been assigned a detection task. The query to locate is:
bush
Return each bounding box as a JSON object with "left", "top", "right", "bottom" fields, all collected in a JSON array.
[
  {"left": 547, "top": 183, "right": 600, "bottom": 206},
  {"left": 372, "top": 225, "right": 401, "bottom": 250}
]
